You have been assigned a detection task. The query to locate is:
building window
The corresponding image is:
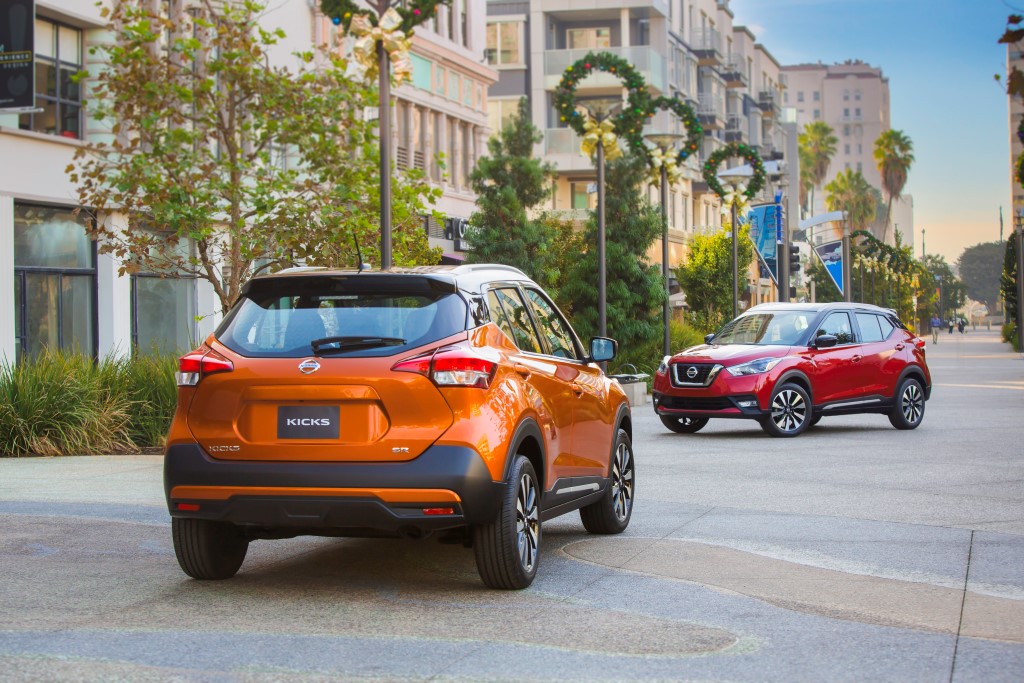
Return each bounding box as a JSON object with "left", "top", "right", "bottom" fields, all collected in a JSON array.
[
  {"left": 13, "top": 204, "right": 96, "bottom": 362},
  {"left": 487, "top": 98, "right": 519, "bottom": 133},
  {"left": 485, "top": 21, "right": 523, "bottom": 66},
  {"left": 813, "top": 91, "right": 820, "bottom": 102},
  {"left": 843, "top": 89, "right": 850, "bottom": 101},
  {"left": 570, "top": 181, "right": 595, "bottom": 210},
  {"left": 434, "top": 66, "right": 446, "bottom": 95},
  {"left": 813, "top": 109, "right": 820, "bottom": 120},
  {"left": 843, "top": 108, "right": 850, "bottom": 118},
  {"left": 448, "top": 72, "right": 461, "bottom": 101},
  {"left": 18, "top": 18, "right": 83, "bottom": 139},
  {"left": 567, "top": 27, "right": 611, "bottom": 50},
  {"left": 844, "top": 125, "right": 850, "bottom": 136},
  {"left": 845, "top": 144, "right": 850, "bottom": 155},
  {"left": 857, "top": 143, "right": 862, "bottom": 154},
  {"left": 783, "top": 91, "right": 789, "bottom": 103},
  {"left": 857, "top": 162, "right": 862, "bottom": 172},
  {"left": 855, "top": 89, "right": 862, "bottom": 101},
  {"left": 448, "top": 0, "right": 458, "bottom": 43},
  {"left": 410, "top": 53, "right": 433, "bottom": 90},
  {"left": 130, "top": 234, "right": 197, "bottom": 353},
  {"left": 855, "top": 107, "right": 861, "bottom": 118},
  {"left": 796, "top": 91, "right": 804, "bottom": 102}
]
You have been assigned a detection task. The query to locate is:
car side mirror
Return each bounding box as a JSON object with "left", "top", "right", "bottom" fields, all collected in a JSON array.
[
  {"left": 704, "top": 333, "right": 716, "bottom": 344},
  {"left": 814, "top": 334, "right": 838, "bottom": 348},
  {"left": 589, "top": 337, "right": 617, "bottom": 363}
]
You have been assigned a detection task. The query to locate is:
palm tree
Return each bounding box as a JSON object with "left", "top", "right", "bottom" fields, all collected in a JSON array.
[
  {"left": 825, "top": 169, "right": 877, "bottom": 231},
  {"left": 874, "top": 129, "right": 914, "bottom": 244},
  {"left": 798, "top": 121, "right": 838, "bottom": 215}
]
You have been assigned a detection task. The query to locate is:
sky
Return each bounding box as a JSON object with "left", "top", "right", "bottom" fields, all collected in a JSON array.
[{"left": 730, "top": 0, "right": 1013, "bottom": 266}]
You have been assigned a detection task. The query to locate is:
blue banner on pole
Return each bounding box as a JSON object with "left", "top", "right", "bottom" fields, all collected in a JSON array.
[
  {"left": 813, "top": 240, "right": 844, "bottom": 295},
  {"left": 746, "top": 203, "right": 779, "bottom": 283}
]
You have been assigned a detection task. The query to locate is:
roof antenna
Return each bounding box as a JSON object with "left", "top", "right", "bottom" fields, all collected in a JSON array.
[{"left": 352, "top": 232, "right": 370, "bottom": 272}]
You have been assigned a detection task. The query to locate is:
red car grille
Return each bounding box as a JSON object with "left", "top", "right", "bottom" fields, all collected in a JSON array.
[{"left": 670, "top": 363, "right": 720, "bottom": 387}]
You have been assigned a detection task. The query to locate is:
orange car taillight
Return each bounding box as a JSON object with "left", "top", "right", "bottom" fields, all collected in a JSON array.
[
  {"left": 392, "top": 344, "right": 497, "bottom": 389},
  {"left": 176, "top": 345, "right": 234, "bottom": 387}
]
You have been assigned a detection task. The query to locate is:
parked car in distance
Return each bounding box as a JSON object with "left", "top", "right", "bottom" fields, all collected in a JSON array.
[
  {"left": 653, "top": 303, "right": 930, "bottom": 437},
  {"left": 164, "top": 264, "right": 634, "bottom": 589}
]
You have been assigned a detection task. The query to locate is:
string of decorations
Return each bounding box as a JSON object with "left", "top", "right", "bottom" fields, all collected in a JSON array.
[
  {"left": 320, "top": 0, "right": 448, "bottom": 34},
  {"left": 553, "top": 52, "right": 652, "bottom": 158},
  {"left": 645, "top": 95, "right": 702, "bottom": 163},
  {"left": 702, "top": 142, "right": 766, "bottom": 201}
]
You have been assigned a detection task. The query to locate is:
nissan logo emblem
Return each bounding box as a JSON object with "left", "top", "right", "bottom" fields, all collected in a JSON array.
[
  {"left": 298, "top": 359, "right": 320, "bottom": 374},
  {"left": 686, "top": 366, "right": 698, "bottom": 379}
]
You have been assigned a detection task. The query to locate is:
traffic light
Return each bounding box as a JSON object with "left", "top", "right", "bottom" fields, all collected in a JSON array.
[{"left": 789, "top": 245, "right": 801, "bottom": 274}]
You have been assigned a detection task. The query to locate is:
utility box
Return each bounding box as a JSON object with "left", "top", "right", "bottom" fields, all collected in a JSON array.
[{"left": 609, "top": 372, "right": 650, "bottom": 407}]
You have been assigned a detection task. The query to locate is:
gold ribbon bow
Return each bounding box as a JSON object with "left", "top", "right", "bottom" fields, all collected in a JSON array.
[
  {"left": 349, "top": 8, "right": 413, "bottom": 87},
  {"left": 580, "top": 115, "right": 622, "bottom": 161},
  {"left": 720, "top": 183, "right": 750, "bottom": 217},
  {"left": 649, "top": 148, "right": 683, "bottom": 188}
]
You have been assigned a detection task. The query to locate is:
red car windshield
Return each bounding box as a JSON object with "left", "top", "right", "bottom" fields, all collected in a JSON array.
[{"left": 714, "top": 311, "right": 816, "bottom": 346}]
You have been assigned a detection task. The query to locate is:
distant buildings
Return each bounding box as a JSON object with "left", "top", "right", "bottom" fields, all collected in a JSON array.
[
  {"left": 782, "top": 59, "right": 913, "bottom": 249},
  {"left": 485, "top": 0, "right": 797, "bottom": 307}
]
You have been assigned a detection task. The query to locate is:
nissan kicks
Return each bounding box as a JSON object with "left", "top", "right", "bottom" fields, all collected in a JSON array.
[
  {"left": 164, "top": 264, "right": 634, "bottom": 589},
  {"left": 653, "top": 303, "right": 930, "bottom": 437}
]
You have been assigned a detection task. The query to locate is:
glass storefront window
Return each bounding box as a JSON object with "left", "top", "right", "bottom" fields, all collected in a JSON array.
[
  {"left": 14, "top": 203, "right": 96, "bottom": 360},
  {"left": 133, "top": 276, "right": 197, "bottom": 353}
]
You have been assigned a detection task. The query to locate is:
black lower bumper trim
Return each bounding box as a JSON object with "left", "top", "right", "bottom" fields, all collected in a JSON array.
[{"left": 164, "top": 443, "right": 503, "bottom": 530}]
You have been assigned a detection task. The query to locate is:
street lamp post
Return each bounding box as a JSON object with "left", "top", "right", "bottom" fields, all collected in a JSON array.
[
  {"left": 578, "top": 96, "right": 623, "bottom": 340},
  {"left": 377, "top": 34, "right": 392, "bottom": 270},
  {"left": 644, "top": 133, "right": 686, "bottom": 356},
  {"left": 716, "top": 174, "right": 746, "bottom": 319}
]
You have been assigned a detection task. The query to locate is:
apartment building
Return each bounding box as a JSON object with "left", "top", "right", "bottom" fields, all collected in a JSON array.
[
  {"left": 486, "top": 0, "right": 794, "bottom": 304},
  {"left": 0, "top": 0, "right": 495, "bottom": 364},
  {"left": 783, "top": 59, "right": 913, "bottom": 248}
]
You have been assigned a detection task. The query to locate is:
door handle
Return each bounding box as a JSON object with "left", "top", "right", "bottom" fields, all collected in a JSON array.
[
  {"left": 571, "top": 382, "right": 584, "bottom": 397},
  {"left": 851, "top": 355, "right": 862, "bottom": 363},
  {"left": 513, "top": 363, "right": 531, "bottom": 378},
  {"left": 894, "top": 343, "right": 905, "bottom": 350}
]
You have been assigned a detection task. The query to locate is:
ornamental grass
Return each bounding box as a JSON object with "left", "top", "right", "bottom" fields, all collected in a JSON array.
[{"left": 0, "top": 350, "right": 178, "bottom": 457}]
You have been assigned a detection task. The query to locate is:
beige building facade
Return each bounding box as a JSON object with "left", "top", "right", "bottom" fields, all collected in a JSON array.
[
  {"left": 782, "top": 59, "right": 913, "bottom": 249},
  {"left": 1009, "top": 46, "right": 1024, "bottom": 223},
  {"left": 485, "top": 0, "right": 794, "bottom": 306},
  {"left": 0, "top": 0, "right": 495, "bottom": 364}
]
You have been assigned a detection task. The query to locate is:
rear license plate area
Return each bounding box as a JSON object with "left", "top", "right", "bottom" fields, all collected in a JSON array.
[{"left": 277, "top": 406, "right": 340, "bottom": 439}]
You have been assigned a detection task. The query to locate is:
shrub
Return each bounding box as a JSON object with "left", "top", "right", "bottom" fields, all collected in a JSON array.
[
  {"left": 0, "top": 350, "right": 178, "bottom": 457},
  {"left": 1004, "top": 322, "right": 1021, "bottom": 352},
  {"left": 613, "top": 318, "right": 709, "bottom": 382}
]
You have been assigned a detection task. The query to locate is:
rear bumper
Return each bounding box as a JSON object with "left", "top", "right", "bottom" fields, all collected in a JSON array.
[{"left": 164, "top": 443, "right": 503, "bottom": 536}]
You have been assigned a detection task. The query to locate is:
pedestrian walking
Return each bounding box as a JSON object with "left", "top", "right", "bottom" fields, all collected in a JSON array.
[
  {"left": 948, "top": 318, "right": 954, "bottom": 334},
  {"left": 957, "top": 319, "right": 965, "bottom": 334},
  {"left": 930, "top": 314, "right": 941, "bottom": 344}
]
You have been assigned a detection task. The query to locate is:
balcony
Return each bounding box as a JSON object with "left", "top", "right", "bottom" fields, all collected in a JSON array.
[
  {"left": 720, "top": 53, "right": 747, "bottom": 89},
  {"left": 689, "top": 28, "right": 723, "bottom": 66},
  {"left": 543, "top": 128, "right": 607, "bottom": 172},
  {"left": 544, "top": 46, "right": 667, "bottom": 94},
  {"left": 696, "top": 93, "right": 724, "bottom": 129},
  {"left": 758, "top": 90, "right": 779, "bottom": 118},
  {"left": 724, "top": 114, "right": 745, "bottom": 143}
]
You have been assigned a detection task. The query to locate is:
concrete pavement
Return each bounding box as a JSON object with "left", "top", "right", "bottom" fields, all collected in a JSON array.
[{"left": 0, "top": 329, "right": 1021, "bottom": 681}]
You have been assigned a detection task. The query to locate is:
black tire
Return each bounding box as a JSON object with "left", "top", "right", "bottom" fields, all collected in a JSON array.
[
  {"left": 473, "top": 455, "right": 540, "bottom": 590},
  {"left": 580, "top": 429, "right": 635, "bottom": 534},
  {"left": 659, "top": 415, "right": 709, "bottom": 434},
  {"left": 760, "top": 383, "right": 812, "bottom": 438},
  {"left": 172, "top": 517, "right": 249, "bottom": 580},
  {"left": 888, "top": 377, "right": 925, "bottom": 430}
]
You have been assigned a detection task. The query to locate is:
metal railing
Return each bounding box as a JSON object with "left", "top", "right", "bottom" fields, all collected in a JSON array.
[
  {"left": 544, "top": 46, "right": 666, "bottom": 92},
  {"left": 690, "top": 28, "right": 722, "bottom": 55},
  {"left": 697, "top": 92, "right": 725, "bottom": 118}
]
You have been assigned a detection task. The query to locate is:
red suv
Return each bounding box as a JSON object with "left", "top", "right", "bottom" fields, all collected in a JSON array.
[
  {"left": 165, "top": 265, "right": 634, "bottom": 589},
  {"left": 653, "top": 303, "right": 930, "bottom": 437}
]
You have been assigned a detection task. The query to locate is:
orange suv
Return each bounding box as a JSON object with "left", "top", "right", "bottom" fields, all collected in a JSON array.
[{"left": 164, "top": 265, "right": 634, "bottom": 589}]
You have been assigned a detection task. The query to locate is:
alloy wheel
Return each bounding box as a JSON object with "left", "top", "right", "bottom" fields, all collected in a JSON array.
[
  {"left": 516, "top": 472, "right": 539, "bottom": 572},
  {"left": 611, "top": 441, "right": 634, "bottom": 522},
  {"left": 901, "top": 383, "right": 923, "bottom": 424},
  {"left": 771, "top": 388, "right": 807, "bottom": 433}
]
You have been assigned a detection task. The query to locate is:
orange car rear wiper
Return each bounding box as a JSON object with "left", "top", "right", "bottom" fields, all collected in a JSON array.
[{"left": 310, "top": 336, "right": 406, "bottom": 355}]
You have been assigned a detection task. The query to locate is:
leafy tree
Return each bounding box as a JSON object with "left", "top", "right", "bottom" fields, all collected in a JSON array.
[
  {"left": 924, "top": 254, "right": 967, "bottom": 318},
  {"left": 69, "top": 0, "right": 440, "bottom": 315},
  {"left": 1003, "top": 236, "right": 1019, "bottom": 325},
  {"left": 561, "top": 156, "right": 664, "bottom": 351},
  {"left": 825, "top": 169, "right": 877, "bottom": 231},
  {"left": 536, "top": 212, "right": 586, "bottom": 312},
  {"left": 873, "top": 129, "right": 915, "bottom": 244},
  {"left": 676, "top": 222, "right": 756, "bottom": 331},
  {"left": 798, "top": 121, "right": 838, "bottom": 215},
  {"left": 957, "top": 241, "right": 1006, "bottom": 311},
  {"left": 465, "top": 98, "right": 556, "bottom": 284}
]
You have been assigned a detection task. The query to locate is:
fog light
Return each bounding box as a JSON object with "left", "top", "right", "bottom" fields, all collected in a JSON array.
[
  {"left": 422, "top": 507, "right": 455, "bottom": 516},
  {"left": 737, "top": 400, "right": 758, "bottom": 408},
  {"left": 176, "top": 503, "right": 200, "bottom": 512}
]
